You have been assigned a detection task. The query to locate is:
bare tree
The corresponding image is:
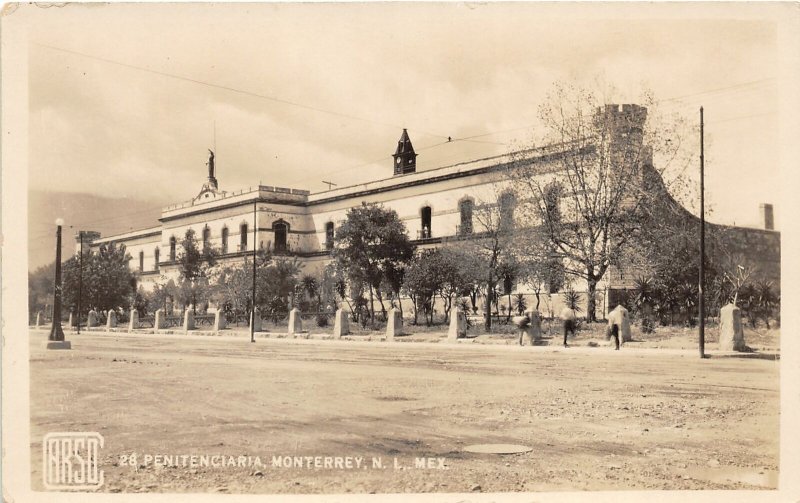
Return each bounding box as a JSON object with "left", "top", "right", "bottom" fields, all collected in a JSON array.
[
  {"left": 720, "top": 253, "right": 758, "bottom": 307},
  {"left": 510, "top": 83, "right": 691, "bottom": 321},
  {"left": 460, "top": 190, "right": 517, "bottom": 331}
]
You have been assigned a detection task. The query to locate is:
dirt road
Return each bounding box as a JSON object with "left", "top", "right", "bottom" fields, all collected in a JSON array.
[{"left": 29, "top": 330, "right": 779, "bottom": 493}]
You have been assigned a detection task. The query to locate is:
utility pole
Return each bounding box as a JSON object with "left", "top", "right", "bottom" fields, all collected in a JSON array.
[
  {"left": 77, "top": 231, "right": 83, "bottom": 334},
  {"left": 250, "top": 200, "right": 257, "bottom": 343},
  {"left": 699, "top": 107, "right": 706, "bottom": 359}
]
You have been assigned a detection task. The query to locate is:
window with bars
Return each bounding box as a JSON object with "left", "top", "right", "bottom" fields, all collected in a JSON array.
[
  {"left": 274, "top": 222, "right": 288, "bottom": 252},
  {"left": 240, "top": 223, "right": 248, "bottom": 251},
  {"left": 221, "top": 227, "right": 229, "bottom": 254},
  {"left": 325, "top": 222, "right": 334, "bottom": 250},
  {"left": 459, "top": 199, "right": 473, "bottom": 235}
]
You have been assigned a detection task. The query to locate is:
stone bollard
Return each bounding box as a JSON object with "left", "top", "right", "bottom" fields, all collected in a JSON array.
[
  {"left": 213, "top": 310, "right": 226, "bottom": 331},
  {"left": 183, "top": 309, "right": 195, "bottom": 332},
  {"left": 608, "top": 305, "right": 631, "bottom": 343},
  {"left": 250, "top": 308, "right": 262, "bottom": 332},
  {"left": 36, "top": 311, "right": 43, "bottom": 328},
  {"left": 719, "top": 303, "right": 746, "bottom": 351},
  {"left": 526, "top": 309, "right": 542, "bottom": 342},
  {"left": 333, "top": 309, "right": 350, "bottom": 338},
  {"left": 128, "top": 309, "right": 139, "bottom": 331},
  {"left": 386, "top": 308, "right": 403, "bottom": 340},
  {"left": 106, "top": 310, "right": 118, "bottom": 329},
  {"left": 288, "top": 308, "right": 302, "bottom": 335},
  {"left": 447, "top": 306, "right": 467, "bottom": 341},
  {"left": 87, "top": 309, "right": 99, "bottom": 328},
  {"left": 155, "top": 309, "right": 166, "bottom": 329}
]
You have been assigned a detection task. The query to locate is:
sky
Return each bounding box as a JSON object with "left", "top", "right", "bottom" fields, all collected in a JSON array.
[{"left": 14, "top": 3, "right": 793, "bottom": 270}]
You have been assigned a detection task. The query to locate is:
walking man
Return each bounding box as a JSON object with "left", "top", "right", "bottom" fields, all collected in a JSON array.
[
  {"left": 560, "top": 305, "right": 577, "bottom": 347},
  {"left": 607, "top": 323, "right": 620, "bottom": 350},
  {"left": 606, "top": 305, "right": 628, "bottom": 350},
  {"left": 515, "top": 313, "right": 531, "bottom": 346}
]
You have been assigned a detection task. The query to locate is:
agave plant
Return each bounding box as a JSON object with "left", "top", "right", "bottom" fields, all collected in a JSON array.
[
  {"left": 514, "top": 293, "right": 527, "bottom": 315},
  {"left": 632, "top": 277, "right": 656, "bottom": 311},
  {"left": 562, "top": 287, "right": 582, "bottom": 313},
  {"left": 754, "top": 280, "right": 778, "bottom": 328},
  {"left": 677, "top": 282, "right": 697, "bottom": 326},
  {"left": 631, "top": 277, "right": 657, "bottom": 332},
  {"left": 737, "top": 283, "right": 758, "bottom": 327}
]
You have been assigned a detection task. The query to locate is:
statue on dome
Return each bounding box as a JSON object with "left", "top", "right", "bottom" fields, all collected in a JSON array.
[{"left": 207, "top": 149, "right": 215, "bottom": 179}]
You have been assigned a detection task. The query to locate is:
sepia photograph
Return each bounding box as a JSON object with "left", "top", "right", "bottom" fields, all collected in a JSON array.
[{"left": 2, "top": 2, "right": 800, "bottom": 501}]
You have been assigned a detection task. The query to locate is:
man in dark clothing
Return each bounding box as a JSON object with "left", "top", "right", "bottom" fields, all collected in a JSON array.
[
  {"left": 606, "top": 323, "right": 620, "bottom": 350},
  {"left": 560, "top": 306, "right": 577, "bottom": 347}
]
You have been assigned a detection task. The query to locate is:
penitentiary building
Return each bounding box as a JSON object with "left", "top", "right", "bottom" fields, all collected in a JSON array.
[{"left": 80, "top": 105, "right": 780, "bottom": 315}]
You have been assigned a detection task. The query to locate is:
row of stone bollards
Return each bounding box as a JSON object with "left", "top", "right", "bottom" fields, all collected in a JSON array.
[{"left": 33, "top": 302, "right": 748, "bottom": 349}]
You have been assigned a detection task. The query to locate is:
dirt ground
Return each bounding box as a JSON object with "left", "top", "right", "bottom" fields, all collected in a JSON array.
[{"left": 29, "top": 328, "right": 779, "bottom": 494}]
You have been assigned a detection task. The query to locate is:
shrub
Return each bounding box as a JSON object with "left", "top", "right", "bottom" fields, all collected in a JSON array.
[
  {"left": 641, "top": 317, "right": 656, "bottom": 334},
  {"left": 316, "top": 314, "right": 329, "bottom": 327}
]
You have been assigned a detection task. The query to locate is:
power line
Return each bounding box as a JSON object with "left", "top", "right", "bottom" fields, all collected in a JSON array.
[
  {"left": 658, "top": 78, "right": 776, "bottom": 104},
  {"left": 33, "top": 42, "right": 525, "bottom": 147},
  {"left": 705, "top": 110, "right": 777, "bottom": 125},
  {"left": 30, "top": 44, "right": 779, "bottom": 207},
  {"left": 33, "top": 42, "right": 452, "bottom": 142},
  {"left": 27, "top": 203, "right": 165, "bottom": 242},
  {"left": 284, "top": 154, "right": 394, "bottom": 186}
]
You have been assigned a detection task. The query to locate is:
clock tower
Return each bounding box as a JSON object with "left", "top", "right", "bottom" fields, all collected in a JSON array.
[{"left": 392, "top": 129, "right": 417, "bottom": 175}]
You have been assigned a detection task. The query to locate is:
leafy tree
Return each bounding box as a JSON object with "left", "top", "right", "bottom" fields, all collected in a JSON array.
[
  {"left": 402, "top": 249, "right": 441, "bottom": 325},
  {"left": 177, "top": 229, "right": 219, "bottom": 313},
  {"left": 145, "top": 279, "right": 173, "bottom": 315},
  {"left": 29, "top": 261, "right": 56, "bottom": 319},
  {"left": 317, "top": 264, "right": 341, "bottom": 311},
  {"left": 210, "top": 253, "right": 300, "bottom": 322},
  {"left": 61, "top": 243, "right": 136, "bottom": 315},
  {"left": 131, "top": 286, "right": 149, "bottom": 316},
  {"left": 332, "top": 203, "right": 415, "bottom": 323},
  {"left": 437, "top": 247, "right": 479, "bottom": 323},
  {"left": 211, "top": 260, "right": 255, "bottom": 320},
  {"left": 511, "top": 83, "right": 692, "bottom": 321},
  {"left": 382, "top": 261, "right": 407, "bottom": 319},
  {"left": 258, "top": 257, "right": 302, "bottom": 314},
  {"left": 402, "top": 246, "right": 480, "bottom": 326}
]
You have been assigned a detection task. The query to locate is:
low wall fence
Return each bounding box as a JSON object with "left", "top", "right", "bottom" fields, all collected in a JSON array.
[{"left": 162, "top": 315, "right": 183, "bottom": 329}]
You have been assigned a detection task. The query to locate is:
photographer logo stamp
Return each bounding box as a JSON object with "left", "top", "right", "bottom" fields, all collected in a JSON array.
[{"left": 43, "top": 432, "right": 105, "bottom": 490}]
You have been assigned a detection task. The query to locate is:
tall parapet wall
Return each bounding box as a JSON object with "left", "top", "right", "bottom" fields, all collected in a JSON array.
[{"left": 713, "top": 224, "right": 780, "bottom": 285}]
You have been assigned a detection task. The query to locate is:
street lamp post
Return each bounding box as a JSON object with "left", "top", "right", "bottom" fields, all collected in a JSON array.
[{"left": 47, "top": 218, "right": 70, "bottom": 350}]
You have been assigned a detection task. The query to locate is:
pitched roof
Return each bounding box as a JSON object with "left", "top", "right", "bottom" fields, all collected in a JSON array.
[{"left": 393, "top": 129, "right": 416, "bottom": 156}]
